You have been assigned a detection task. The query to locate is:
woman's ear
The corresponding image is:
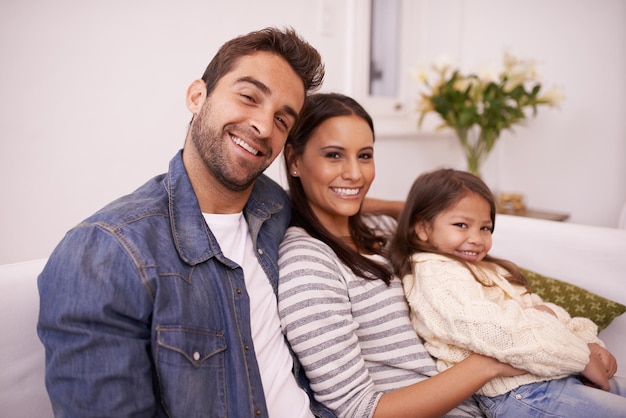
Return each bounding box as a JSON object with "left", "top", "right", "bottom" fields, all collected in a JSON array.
[
  {"left": 284, "top": 144, "right": 300, "bottom": 176},
  {"left": 186, "top": 79, "right": 207, "bottom": 115},
  {"left": 414, "top": 221, "right": 430, "bottom": 242}
]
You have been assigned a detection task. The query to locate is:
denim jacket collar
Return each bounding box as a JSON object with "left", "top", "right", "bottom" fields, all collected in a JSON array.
[{"left": 166, "top": 150, "right": 285, "bottom": 267}]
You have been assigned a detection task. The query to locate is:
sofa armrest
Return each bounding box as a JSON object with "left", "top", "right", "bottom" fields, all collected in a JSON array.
[
  {"left": 0, "top": 258, "right": 53, "bottom": 418},
  {"left": 491, "top": 215, "right": 626, "bottom": 305}
]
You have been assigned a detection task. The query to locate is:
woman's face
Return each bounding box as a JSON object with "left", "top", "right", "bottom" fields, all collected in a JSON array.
[{"left": 291, "top": 115, "right": 375, "bottom": 235}]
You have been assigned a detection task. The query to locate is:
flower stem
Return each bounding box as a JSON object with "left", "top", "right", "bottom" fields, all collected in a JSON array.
[{"left": 455, "top": 128, "right": 486, "bottom": 178}]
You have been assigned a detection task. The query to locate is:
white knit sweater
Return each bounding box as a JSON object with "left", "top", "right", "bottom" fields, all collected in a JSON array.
[
  {"left": 278, "top": 216, "right": 481, "bottom": 418},
  {"left": 404, "top": 252, "right": 604, "bottom": 397}
]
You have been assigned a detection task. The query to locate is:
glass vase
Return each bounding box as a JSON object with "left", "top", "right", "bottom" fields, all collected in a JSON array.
[{"left": 454, "top": 127, "right": 493, "bottom": 179}]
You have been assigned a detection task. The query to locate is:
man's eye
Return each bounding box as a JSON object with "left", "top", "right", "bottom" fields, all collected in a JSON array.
[
  {"left": 275, "top": 115, "right": 288, "bottom": 129},
  {"left": 241, "top": 94, "right": 255, "bottom": 103}
]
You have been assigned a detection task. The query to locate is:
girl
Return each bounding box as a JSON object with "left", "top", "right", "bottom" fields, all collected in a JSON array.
[
  {"left": 389, "top": 168, "right": 626, "bottom": 417},
  {"left": 277, "top": 93, "right": 524, "bottom": 418}
]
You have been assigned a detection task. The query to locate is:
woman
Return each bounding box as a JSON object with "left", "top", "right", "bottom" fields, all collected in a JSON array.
[{"left": 277, "top": 93, "right": 522, "bottom": 418}]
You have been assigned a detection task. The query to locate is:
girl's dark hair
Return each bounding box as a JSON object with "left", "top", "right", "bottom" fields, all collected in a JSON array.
[
  {"left": 389, "top": 168, "right": 527, "bottom": 288},
  {"left": 201, "top": 27, "right": 324, "bottom": 97},
  {"left": 284, "top": 93, "right": 393, "bottom": 284}
]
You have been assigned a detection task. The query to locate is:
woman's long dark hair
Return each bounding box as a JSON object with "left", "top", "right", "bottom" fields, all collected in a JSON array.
[
  {"left": 389, "top": 168, "right": 527, "bottom": 288},
  {"left": 284, "top": 93, "right": 393, "bottom": 284}
]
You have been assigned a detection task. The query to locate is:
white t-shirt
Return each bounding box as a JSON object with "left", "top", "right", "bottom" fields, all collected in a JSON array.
[{"left": 203, "top": 212, "right": 313, "bottom": 418}]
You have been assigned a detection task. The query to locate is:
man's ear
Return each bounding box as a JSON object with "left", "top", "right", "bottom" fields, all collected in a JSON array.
[
  {"left": 414, "top": 221, "right": 430, "bottom": 242},
  {"left": 186, "top": 79, "right": 207, "bottom": 115}
]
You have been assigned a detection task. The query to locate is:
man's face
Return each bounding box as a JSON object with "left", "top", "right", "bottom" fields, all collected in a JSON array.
[{"left": 189, "top": 52, "right": 305, "bottom": 192}]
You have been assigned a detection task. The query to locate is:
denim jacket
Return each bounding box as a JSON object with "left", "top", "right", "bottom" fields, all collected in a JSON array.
[{"left": 38, "top": 150, "right": 335, "bottom": 418}]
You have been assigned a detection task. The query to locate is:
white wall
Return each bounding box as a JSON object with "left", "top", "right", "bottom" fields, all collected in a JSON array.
[
  {"left": 365, "top": 0, "right": 626, "bottom": 231},
  {"left": 1, "top": 0, "right": 625, "bottom": 264}
]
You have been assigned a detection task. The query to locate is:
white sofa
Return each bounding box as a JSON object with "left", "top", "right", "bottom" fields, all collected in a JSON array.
[
  {"left": 490, "top": 214, "right": 626, "bottom": 374},
  {"left": 1, "top": 214, "right": 625, "bottom": 418}
]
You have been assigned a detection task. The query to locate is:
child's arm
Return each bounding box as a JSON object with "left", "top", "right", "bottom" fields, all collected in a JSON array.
[
  {"left": 527, "top": 293, "right": 605, "bottom": 347},
  {"left": 405, "top": 255, "right": 592, "bottom": 378}
]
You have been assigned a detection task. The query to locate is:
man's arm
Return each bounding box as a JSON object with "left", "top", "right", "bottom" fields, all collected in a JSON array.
[{"left": 37, "top": 226, "right": 157, "bottom": 417}]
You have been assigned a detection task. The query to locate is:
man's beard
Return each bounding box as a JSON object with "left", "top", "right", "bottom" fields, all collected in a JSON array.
[{"left": 190, "top": 106, "right": 271, "bottom": 193}]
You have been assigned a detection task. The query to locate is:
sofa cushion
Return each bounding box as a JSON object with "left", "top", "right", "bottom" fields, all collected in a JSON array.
[
  {"left": 522, "top": 267, "right": 626, "bottom": 332},
  {"left": 0, "top": 258, "right": 53, "bottom": 418}
]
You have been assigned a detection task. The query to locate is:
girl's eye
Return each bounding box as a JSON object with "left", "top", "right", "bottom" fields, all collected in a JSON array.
[
  {"left": 481, "top": 225, "right": 494, "bottom": 232},
  {"left": 453, "top": 223, "right": 468, "bottom": 229}
]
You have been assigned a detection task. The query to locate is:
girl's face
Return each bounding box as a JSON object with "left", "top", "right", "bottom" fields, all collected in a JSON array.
[
  {"left": 290, "top": 115, "right": 375, "bottom": 235},
  {"left": 416, "top": 193, "right": 493, "bottom": 262}
]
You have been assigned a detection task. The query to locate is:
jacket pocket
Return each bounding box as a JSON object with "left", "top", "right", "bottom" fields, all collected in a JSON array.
[
  {"left": 156, "top": 326, "right": 228, "bottom": 416},
  {"left": 156, "top": 325, "right": 227, "bottom": 367}
]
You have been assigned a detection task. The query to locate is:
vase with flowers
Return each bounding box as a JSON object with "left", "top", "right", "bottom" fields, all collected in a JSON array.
[{"left": 414, "top": 52, "right": 564, "bottom": 178}]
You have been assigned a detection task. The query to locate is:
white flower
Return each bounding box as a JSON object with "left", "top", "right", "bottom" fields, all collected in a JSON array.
[
  {"left": 538, "top": 86, "right": 565, "bottom": 107},
  {"left": 502, "top": 61, "right": 537, "bottom": 91},
  {"left": 431, "top": 53, "right": 454, "bottom": 74},
  {"left": 410, "top": 65, "right": 429, "bottom": 84},
  {"left": 503, "top": 50, "right": 522, "bottom": 71},
  {"left": 476, "top": 65, "right": 499, "bottom": 84},
  {"left": 453, "top": 76, "right": 477, "bottom": 94},
  {"left": 500, "top": 50, "right": 539, "bottom": 91}
]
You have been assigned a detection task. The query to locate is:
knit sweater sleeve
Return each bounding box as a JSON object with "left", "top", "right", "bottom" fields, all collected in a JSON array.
[
  {"left": 404, "top": 253, "right": 591, "bottom": 377},
  {"left": 527, "top": 294, "right": 604, "bottom": 346},
  {"left": 278, "top": 227, "right": 382, "bottom": 418}
]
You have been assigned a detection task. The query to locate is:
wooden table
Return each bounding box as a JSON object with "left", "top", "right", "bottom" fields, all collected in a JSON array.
[{"left": 497, "top": 208, "right": 570, "bottom": 222}]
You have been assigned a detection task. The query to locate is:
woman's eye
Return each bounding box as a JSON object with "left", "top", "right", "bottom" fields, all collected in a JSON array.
[
  {"left": 325, "top": 152, "right": 341, "bottom": 159},
  {"left": 359, "top": 153, "right": 373, "bottom": 160}
]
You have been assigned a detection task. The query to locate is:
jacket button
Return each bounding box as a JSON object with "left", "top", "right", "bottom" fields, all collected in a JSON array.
[
  {"left": 193, "top": 352, "right": 200, "bottom": 361},
  {"left": 244, "top": 344, "right": 249, "bottom": 351},
  {"left": 255, "top": 409, "right": 262, "bottom": 416},
  {"left": 236, "top": 288, "right": 242, "bottom": 295},
  {"left": 257, "top": 248, "right": 264, "bottom": 255}
]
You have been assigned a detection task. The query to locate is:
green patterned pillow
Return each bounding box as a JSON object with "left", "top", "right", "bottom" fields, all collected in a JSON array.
[{"left": 522, "top": 268, "right": 626, "bottom": 332}]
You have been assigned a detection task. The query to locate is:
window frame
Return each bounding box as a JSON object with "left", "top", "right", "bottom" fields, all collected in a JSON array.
[{"left": 347, "top": 0, "right": 422, "bottom": 137}]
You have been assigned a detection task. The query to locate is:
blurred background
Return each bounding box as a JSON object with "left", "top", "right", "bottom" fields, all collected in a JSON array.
[{"left": 1, "top": 0, "right": 625, "bottom": 264}]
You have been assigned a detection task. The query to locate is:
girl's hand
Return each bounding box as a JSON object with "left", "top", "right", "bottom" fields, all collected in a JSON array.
[
  {"left": 590, "top": 343, "right": 618, "bottom": 379},
  {"left": 533, "top": 304, "right": 557, "bottom": 317},
  {"left": 582, "top": 344, "right": 612, "bottom": 390}
]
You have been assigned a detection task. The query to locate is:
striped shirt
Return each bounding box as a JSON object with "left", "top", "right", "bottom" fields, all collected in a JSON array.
[{"left": 278, "top": 215, "right": 439, "bottom": 418}]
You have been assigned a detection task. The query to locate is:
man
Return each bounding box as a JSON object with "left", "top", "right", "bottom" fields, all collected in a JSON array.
[{"left": 37, "top": 27, "right": 333, "bottom": 417}]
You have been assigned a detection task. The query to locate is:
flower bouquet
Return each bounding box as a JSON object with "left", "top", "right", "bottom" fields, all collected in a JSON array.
[{"left": 414, "top": 52, "right": 563, "bottom": 177}]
